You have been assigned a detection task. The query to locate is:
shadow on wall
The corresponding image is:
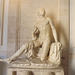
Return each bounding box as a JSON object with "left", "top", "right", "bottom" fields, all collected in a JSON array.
[
  {"left": 0, "top": 62, "right": 7, "bottom": 75},
  {"left": 69, "top": 48, "right": 75, "bottom": 75}
]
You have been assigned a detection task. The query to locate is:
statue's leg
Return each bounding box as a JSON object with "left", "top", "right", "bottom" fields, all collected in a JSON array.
[
  {"left": 9, "top": 45, "right": 27, "bottom": 61},
  {"left": 0, "top": 45, "right": 27, "bottom": 63},
  {"left": 13, "top": 40, "right": 41, "bottom": 59},
  {"left": 28, "top": 40, "right": 42, "bottom": 57},
  {"left": 40, "top": 39, "right": 51, "bottom": 61},
  {"left": 0, "top": 40, "right": 42, "bottom": 63}
]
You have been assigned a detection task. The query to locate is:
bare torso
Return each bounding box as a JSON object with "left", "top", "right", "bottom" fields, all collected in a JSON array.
[{"left": 35, "top": 17, "right": 51, "bottom": 43}]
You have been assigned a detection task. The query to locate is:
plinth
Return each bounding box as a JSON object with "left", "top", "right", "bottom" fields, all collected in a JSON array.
[{"left": 8, "top": 58, "right": 64, "bottom": 75}]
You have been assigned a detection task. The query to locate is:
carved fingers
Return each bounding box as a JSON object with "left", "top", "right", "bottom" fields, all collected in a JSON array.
[
  {"left": 55, "top": 42, "right": 62, "bottom": 50},
  {"left": 33, "top": 27, "right": 39, "bottom": 35}
]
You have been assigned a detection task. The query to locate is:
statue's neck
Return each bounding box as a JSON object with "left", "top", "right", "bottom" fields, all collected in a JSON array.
[{"left": 40, "top": 16, "right": 45, "bottom": 21}]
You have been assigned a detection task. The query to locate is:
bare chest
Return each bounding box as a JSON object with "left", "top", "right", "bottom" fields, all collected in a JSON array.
[{"left": 36, "top": 20, "right": 50, "bottom": 31}]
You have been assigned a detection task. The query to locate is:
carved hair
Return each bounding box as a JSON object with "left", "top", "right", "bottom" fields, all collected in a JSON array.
[{"left": 38, "top": 8, "right": 46, "bottom": 16}]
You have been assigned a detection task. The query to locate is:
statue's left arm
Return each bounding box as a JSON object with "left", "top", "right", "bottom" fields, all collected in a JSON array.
[
  {"left": 48, "top": 18, "right": 62, "bottom": 65},
  {"left": 48, "top": 18, "right": 58, "bottom": 42}
]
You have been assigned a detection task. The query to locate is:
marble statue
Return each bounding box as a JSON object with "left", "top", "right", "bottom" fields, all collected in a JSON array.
[{"left": 0, "top": 8, "right": 62, "bottom": 66}]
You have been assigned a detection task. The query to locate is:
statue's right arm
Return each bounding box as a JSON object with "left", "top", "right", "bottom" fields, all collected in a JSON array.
[{"left": 32, "top": 27, "right": 39, "bottom": 40}]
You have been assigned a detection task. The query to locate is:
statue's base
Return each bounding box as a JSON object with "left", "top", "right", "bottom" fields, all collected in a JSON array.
[{"left": 8, "top": 58, "right": 64, "bottom": 75}]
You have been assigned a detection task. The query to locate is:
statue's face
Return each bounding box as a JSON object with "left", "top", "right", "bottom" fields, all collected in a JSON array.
[{"left": 38, "top": 8, "right": 46, "bottom": 17}]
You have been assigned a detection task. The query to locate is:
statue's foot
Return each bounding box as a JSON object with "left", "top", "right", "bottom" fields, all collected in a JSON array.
[{"left": 0, "top": 59, "right": 11, "bottom": 64}]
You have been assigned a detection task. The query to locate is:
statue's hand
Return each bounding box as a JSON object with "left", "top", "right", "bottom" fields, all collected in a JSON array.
[
  {"left": 34, "top": 27, "right": 39, "bottom": 34},
  {"left": 32, "top": 27, "right": 39, "bottom": 40},
  {"left": 55, "top": 42, "right": 62, "bottom": 50}
]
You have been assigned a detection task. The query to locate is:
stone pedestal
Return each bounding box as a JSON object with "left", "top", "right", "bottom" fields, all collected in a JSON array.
[{"left": 8, "top": 58, "right": 64, "bottom": 75}]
